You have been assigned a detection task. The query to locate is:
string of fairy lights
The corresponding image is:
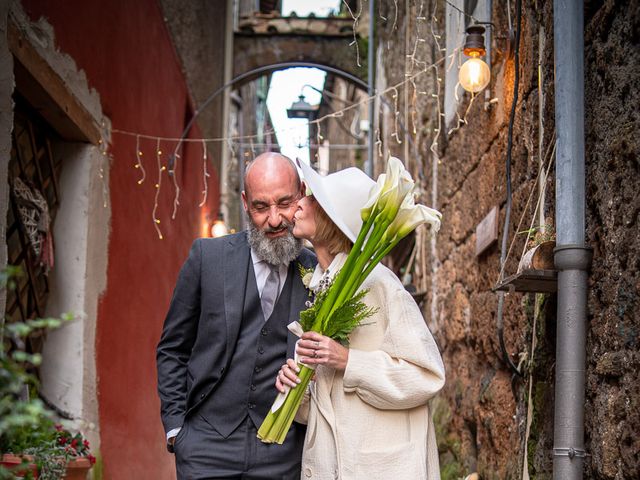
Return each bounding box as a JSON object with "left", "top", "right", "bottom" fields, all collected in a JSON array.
[
  {"left": 108, "top": 0, "right": 485, "bottom": 240},
  {"left": 342, "top": 0, "right": 364, "bottom": 67}
]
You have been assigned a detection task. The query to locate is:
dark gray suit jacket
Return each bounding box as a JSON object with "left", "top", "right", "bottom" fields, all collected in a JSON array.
[{"left": 156, "top": 232, "right": 316, "bottom": 434}]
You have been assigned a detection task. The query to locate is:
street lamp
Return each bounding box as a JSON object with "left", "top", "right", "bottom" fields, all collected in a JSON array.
[{"left": 286, "top": 94, "right": 318, "bottom": 120}]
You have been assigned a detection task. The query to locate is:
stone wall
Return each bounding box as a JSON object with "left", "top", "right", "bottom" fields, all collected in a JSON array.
[
  {"left": 375, "top": 0, "right": 638, "bottom": 478},
  {"left": 159, "top": 0, "right": 229, "bottom": 174},
  {"left": 584, "top": 0, "right": 640, "bottom": 478}
]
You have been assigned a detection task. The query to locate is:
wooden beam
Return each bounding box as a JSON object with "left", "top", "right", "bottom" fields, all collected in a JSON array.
[{"left": 7, "top": 20, "right": 102, "bottom": 144}]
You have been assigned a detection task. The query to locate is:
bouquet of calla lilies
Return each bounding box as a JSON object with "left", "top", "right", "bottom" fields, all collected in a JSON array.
[{"left": 257, "top": 157, "right": 442, "bottom": 444}]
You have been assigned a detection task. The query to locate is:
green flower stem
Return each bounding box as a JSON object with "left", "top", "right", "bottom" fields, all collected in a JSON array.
[
  {"left": 354, "top": 238, "right": 401, "bottom": 291},
  {"left": 257, "top": 365, "right": 314, "bottom": 444},
  {"left": 330, "top": 216, "right": 392, "bottom": 316},
  {"left": 349, "top": 220, "right": 422, "bottom": 299},
  {"left": 310, "top": 213, "right": 377, "bottom": 333}
]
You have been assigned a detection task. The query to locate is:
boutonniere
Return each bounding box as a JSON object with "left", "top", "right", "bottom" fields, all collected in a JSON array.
[{"left": 297, "top": 263, "right": 314, "bottom": 291}]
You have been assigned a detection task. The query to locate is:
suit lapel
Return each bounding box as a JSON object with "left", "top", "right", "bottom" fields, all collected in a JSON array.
[
  {"left": 223, "top": 233, "right": 250, "bottom": 361},
  {"left": 287, "top": 260, "right": 310, "bottom": 358}
]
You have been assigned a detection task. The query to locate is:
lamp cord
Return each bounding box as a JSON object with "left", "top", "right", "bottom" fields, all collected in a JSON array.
[{"left": 497, "top": 0, "right": 523, "bottom": 377}]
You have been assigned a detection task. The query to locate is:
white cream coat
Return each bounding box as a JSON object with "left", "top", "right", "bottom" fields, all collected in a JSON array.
[{"left": 296, "top": 263, "right": 445, "bottom": 480}]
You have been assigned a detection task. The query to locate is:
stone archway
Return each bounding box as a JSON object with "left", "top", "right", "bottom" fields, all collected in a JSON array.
[{"left": 233, "top": 15, "right": 367, "bottom": 84}]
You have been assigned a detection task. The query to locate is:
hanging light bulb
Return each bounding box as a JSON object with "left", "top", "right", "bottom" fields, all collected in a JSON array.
[
  {"left": 459, "top": 25, "right": 491, "bottom": 93},
  {"left": 211, "top": 212, "right": 229, "bottom": 238}
]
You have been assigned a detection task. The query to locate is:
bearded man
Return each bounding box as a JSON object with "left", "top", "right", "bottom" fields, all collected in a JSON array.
[{"left": 157, "top": 153, "right": 316, "bottom": 479}]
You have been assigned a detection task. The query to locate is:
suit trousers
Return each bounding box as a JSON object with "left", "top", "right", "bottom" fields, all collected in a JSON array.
[{"left": 174, "top": 414, "right": 304, "bottom": 480}]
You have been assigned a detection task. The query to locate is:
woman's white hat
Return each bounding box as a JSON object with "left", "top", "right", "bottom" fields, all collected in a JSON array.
[{"left": 298, "top": 160, "right": 376, "bottom": 243}]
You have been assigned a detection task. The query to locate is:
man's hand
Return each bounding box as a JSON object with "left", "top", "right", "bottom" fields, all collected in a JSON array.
[
  {"left": 276, "top": 358, "right": 301, "bottom": 393},
  {"left": 166, "top": 427, "right": 181, "bottom": 453}
]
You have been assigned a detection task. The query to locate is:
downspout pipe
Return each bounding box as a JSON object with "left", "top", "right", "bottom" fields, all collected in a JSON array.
[{"left": 552, "top": 0, "right": 593, "bottom": 478}]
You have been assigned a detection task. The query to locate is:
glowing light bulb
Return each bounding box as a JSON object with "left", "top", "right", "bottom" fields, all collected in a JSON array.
[
  {"left": 211, "top": 220, "right": 228, "bottom": 238},
  {"left": 459, "top": 55, "right": 491, "bottom": 93}
]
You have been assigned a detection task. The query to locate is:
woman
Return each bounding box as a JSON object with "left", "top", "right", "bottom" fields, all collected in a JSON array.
[{"left": 277, "top": 162, "right": 445, "bottom": 480}]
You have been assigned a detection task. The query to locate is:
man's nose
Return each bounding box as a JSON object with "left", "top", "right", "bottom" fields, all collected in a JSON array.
[{"left": 267, "top": 206, "right": 283, "bottom": 226}]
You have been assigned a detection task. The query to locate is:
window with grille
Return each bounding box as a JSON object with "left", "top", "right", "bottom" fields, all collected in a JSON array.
[{"left": 5, "top": 96, "right": 63, "bottom": 356}]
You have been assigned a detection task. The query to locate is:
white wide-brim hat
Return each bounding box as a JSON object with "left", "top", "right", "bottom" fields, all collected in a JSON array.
[{"left": 298, "top": 160, "right": 376, "bottom": 243}]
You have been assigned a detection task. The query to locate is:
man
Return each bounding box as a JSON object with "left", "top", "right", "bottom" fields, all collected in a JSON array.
[{"left": 157, "top": 153, "right": 316, "bottom": 479}]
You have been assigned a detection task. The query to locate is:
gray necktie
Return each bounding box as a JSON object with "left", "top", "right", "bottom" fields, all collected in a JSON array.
[{"left": 261, "top": 264, "right": 280, "bottom": 320}]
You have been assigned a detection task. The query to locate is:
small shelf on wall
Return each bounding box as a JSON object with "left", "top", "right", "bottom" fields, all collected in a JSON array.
[{"left": 493, "top": 269, "right": 558, "bottom": 294}]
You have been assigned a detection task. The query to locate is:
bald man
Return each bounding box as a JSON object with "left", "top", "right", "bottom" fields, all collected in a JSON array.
[{"left": 157, "top": 153, "right": 316, "bottom": 479}]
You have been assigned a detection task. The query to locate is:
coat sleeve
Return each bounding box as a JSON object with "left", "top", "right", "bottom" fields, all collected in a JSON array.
[
  {"left": 156, "top": 239, "right": 202, "bottom": 433},
  {"left": 342, "top": 285, "right": 445, "bottom": 410}
]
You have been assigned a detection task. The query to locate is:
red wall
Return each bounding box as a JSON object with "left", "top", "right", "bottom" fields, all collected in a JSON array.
[{"left": 21, "top": 1, "right": 219, "bottom": 478}]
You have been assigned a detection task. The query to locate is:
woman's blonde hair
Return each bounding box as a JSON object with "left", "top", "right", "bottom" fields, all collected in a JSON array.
[{"left": 313, "top": 198, "right": 353, "bottom": 255}]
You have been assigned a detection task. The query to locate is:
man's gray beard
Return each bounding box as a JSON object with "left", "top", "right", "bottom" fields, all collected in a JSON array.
[{"left": 246, "top": 219, "right": 303, "bottom": 266}]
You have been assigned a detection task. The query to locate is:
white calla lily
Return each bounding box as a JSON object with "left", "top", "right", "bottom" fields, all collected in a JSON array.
[
  {"left": 386, "top": 193, "right": 442, "bottom": 242},
  {"left": 379, "top": 157, "right": 416, "bottom": 221},
  {"left": 360, "top": 158, "right": 416, "bottom": 222},
  {"left": 361, "top": 174, "right": 386, "bottom": 221}
]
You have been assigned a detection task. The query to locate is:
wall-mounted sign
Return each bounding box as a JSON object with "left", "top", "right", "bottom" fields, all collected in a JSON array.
[{"left": 475, "top": 206, "right": 499, "bottom": 256}]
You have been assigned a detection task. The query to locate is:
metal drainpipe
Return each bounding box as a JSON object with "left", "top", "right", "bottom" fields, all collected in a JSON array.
[{"left": 552, "top": 0, "right": 593, "bottom": 478}]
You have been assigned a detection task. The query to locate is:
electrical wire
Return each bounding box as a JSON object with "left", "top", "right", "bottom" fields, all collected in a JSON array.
[
  {"left": 443, "top": 0, "right": 482, "bottom": 24},
  {"left": 496, "top": 0, "right": 523, "bottom": 377}
]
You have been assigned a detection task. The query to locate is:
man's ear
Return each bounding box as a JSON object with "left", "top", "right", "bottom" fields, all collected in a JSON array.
[{"left": 241, "top": 191, "right": 248, "bottom": 212}]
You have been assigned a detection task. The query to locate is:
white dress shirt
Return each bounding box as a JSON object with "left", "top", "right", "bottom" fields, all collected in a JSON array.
[{"left": 251, "top": 249, "right": 288, "bottom": 299}]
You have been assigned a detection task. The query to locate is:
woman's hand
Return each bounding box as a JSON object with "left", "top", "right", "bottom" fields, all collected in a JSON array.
[
  {"left": 275, "top": 358, "right": 301, "bottom": 393},
  {"left": 297, "top": 332, "right": 349, "bottom": 371}
]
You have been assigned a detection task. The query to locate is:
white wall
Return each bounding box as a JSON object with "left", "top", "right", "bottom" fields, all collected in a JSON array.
[{"left": 40, "top": 143, "right": 110, "bottom": 444}]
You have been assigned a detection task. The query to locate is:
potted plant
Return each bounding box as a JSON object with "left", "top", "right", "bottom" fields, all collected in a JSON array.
[
  {"left": 1, "top": 421, "right": 96, "bottom": 480},
  {"left": 0, "top": 269, "right": 95, "bottom": 479},
  {"left": 517, "top": 223, "right": 557, "bottom": 272}
]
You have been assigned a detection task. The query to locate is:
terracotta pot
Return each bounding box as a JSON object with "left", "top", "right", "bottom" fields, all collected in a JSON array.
[
  {"left": 1, "top": 453, "right": 38, "bottom": 477},
  {"left": 1, "top": 453, "right": 92, "bottom": 479},
  {"left": 64, "top": 457, "right": 92, "bottom": 480}
]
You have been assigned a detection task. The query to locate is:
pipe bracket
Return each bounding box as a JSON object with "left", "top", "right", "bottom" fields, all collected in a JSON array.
[
  {"left": 553, "top": 447, "right": 587, "bottom": 459},
  {"left": 554, "top": 244, "right": 593, "bottom": 271}
]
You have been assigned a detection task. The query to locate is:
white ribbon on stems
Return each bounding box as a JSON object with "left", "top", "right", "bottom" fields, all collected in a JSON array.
[{"left": 271, "top": 321, "right": 316, "bottom": 413}]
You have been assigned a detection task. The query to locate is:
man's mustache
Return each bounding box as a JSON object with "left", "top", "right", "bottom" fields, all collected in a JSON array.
[{"left": 263, "top": 219, "right": 294, "bottom": 234}]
